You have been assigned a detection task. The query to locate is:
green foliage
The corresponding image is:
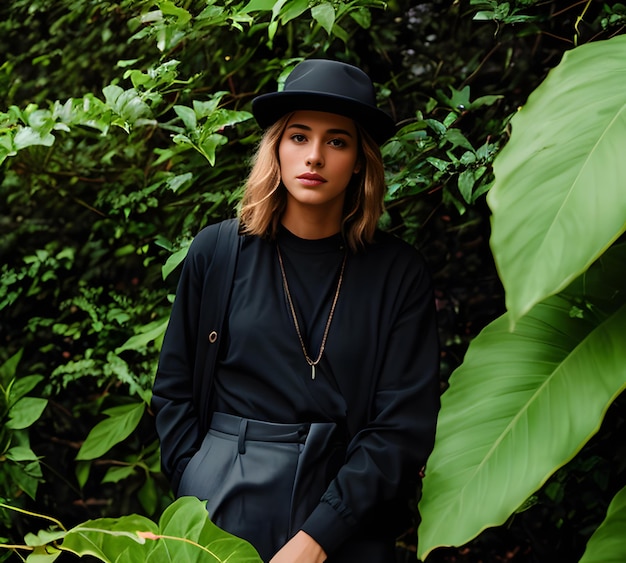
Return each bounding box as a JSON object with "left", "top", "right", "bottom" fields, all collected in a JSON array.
[
  {"left": 0, "top": 1, "right": 156, "bottom": 104},
  {"left": 0, "top": 351, "right": 47, "bottom": 503},
  {"left": 384, "top": 85, "right": 502, "bottom": 214},
  {"left": 0, "top": 497, "right": 261, "bottom": 562},
  {"left": 418, "top": 35, "right": 626, "bottom": 560},
  {"left": 1, "top": 0, "right": 625, "bottom": 560},
  {"left": 579, "top": 485, "right": 626, "bottom": 563}
]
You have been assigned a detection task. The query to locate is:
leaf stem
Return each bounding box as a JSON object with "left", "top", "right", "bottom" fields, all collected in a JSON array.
[
  {"left": 0, "top": 502, "right": 67, "bottom": 531},
  {"left": 0, "top": 544, "right": 33, "bottom": 550}
]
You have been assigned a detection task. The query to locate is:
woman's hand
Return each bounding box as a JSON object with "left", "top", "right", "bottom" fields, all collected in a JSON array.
[{"left": 269, "top": 530, "right": 327, "bottom": 563}]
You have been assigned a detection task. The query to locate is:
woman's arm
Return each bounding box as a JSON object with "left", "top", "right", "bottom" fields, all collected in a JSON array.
[
  {"left": 301, "top": 251, "right": 441, "bottom": 554},
  {"left": 151, "top": 226, "right": 221, "bottom": 493},
  {"left": 269, "top": 531, "right": 327, "bottom": 563}
]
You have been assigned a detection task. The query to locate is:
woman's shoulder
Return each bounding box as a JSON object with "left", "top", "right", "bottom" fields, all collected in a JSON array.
[
  {"left": 193, "top": 218, "right": 239, "bottom": 244},
  {"left": 368, "top": 229, "right": 426, "bottom": 261},
  {"left": 352, "top": 229, "right": 431, "bottom": 280},
  {"left": 350, "top": 230, "right": 434, "bottom": 299},
  {"left": 187, "top": 218, "right": 240, "bottom": 266}
]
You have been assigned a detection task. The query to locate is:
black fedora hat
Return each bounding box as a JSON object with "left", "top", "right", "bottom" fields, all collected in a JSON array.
[{"left": 252, "top": 59, "right": 396, "bottom": 145}]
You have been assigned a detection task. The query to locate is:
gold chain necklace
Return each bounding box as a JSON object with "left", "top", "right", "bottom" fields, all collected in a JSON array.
[{"left": 276, "top": 244, "right": 347, "bottom": 380}]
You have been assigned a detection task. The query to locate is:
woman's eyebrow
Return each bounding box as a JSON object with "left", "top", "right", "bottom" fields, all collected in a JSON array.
[{"left": 286, "top": 123, "right": 354, "bottom": 137}]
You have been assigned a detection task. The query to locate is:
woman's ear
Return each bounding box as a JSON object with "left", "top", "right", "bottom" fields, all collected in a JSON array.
[{"left": 354, "top": 161, "right": 362, "bottom": 174}]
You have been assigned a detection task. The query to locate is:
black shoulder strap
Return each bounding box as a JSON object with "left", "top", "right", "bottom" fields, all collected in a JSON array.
[{"left": 196, "top": 218, "right": 241, "bottom": 433}]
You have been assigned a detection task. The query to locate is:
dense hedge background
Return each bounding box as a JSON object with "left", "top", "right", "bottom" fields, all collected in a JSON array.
[{"left": 1, "top": 0, "right": 625, "bottom": 561}]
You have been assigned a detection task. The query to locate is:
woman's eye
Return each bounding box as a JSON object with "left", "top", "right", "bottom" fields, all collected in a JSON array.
[
  {"left": 291, "top": 134, "right": 307, "bottom": 143},
  {"left": 329, "top": 138, "right": 346, "bottom": 147}
]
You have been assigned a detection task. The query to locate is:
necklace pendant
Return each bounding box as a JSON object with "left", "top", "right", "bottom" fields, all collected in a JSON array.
[{"left": 277, "top": 244, "right": 346, "bottom": 386}]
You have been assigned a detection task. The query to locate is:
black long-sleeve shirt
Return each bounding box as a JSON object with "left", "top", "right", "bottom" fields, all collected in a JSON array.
[{"left": 153, "top": 221, "right": 440, "bottom": 555}]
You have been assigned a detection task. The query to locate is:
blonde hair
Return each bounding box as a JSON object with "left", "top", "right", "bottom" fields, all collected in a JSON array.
[{"left": 239, "top": 114, "right": 386, "bottom": 252}]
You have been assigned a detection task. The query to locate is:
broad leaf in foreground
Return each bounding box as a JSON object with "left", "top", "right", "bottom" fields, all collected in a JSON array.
[
  {"left": 417, "top": 286, "right": 626, "bottom": 558},
  {"left": 61, "top": 496, "right": 261, "bottom": 562},
  {"left": 487, "top": 34, "right": 626, "bottom": 324}
]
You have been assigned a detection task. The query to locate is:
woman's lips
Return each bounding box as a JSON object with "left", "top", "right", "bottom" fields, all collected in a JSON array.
[{"left": 297, "top": 173, "right": 327, "bottom": 186}]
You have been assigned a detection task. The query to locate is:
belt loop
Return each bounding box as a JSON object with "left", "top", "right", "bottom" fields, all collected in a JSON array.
[{"left": 238, "top": 418, "right": 248, "bottom": 454}]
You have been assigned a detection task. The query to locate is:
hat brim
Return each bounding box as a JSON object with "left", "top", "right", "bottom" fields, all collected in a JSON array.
[{"left": 252, "top": 91, "right": 396, "bottom": 145}]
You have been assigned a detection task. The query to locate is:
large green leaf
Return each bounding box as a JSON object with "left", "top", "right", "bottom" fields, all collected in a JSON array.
[
  {"left": 59, "top": 496, "right": 261, "bottom": 562},
  {"left": 417, "top": 256, "right": 626, "bottom": 558},
  {"left": 579, "top": 485, "right": 626, "bottom": 563},
  {"left": 487, "top": 34, "right": 626, "bottom": 324}
]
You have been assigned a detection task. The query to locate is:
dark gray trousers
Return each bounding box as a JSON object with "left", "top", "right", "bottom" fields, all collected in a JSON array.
[{"left": 177, "top": 413, "right": 355, "bottom": 561}]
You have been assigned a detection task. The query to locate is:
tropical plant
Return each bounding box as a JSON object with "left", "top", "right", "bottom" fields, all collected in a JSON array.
[
  {"left": 0, "top": 496, "right": 261, "bottom": 562},
  {"left": 418, "top": 33, "right": 626, "bottom": 561},
  {"left": 2, "top": 0, "right": 625, "bottom": 560}
]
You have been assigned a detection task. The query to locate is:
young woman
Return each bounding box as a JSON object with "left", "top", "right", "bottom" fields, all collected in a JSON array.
[{"left": 152, "top": 59, "right": 440, "bottom": 563}]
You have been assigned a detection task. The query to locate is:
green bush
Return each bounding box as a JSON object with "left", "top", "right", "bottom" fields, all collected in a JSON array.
[{"left": 1, "top": 0, "right": 624, "bottom": 561}]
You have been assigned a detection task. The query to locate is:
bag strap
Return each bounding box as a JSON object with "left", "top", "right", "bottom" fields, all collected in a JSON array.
[{"left": 197, "top": 218, "right": 242, "bottom": 432}]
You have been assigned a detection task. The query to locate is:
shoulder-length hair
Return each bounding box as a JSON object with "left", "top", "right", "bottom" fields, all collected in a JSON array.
[{"left": 238, "top": 113, "right": 386, "bottom": 252}]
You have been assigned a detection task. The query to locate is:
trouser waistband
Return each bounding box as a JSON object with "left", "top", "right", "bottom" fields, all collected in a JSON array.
[{"left": 210, "top": 412, "right": 310, "bottom": 454}]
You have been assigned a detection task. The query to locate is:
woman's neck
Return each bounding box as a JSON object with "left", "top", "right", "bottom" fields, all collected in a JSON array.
[{"left": 280, "top": 208, "right": 342, "bottom": 239}]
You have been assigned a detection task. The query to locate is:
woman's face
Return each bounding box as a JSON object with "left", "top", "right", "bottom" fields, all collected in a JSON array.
[{"left": 278, "top": 110, "right": 361, "bottom": 217}]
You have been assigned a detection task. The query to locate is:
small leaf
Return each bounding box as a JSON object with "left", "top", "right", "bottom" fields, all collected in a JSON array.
[
  {"left": 174, "top": 105, "right": 197, "bottom": 130},
  {"left": 279, "top": 0, "right": 309, "bottom": 24},
  {"left": 102, "top": 465, "right": 136, "bottom": 484},
  {"left": 162, "top": 244, "right": 190, "bottom": 280},
  {"left": 350, "top": 7, "right": 372, "bottom": 28},
  {"left": 469, "top": 94, "right": 503, "bottom": 110},
  {"left": 0, "top": 134, "right": 16, "bottom": 164},
  {"left": 192, "top": 97, "right": 223, "bottom": 118},
  {"left": 5, "top": 446, "right": 40, "bottom": 462},
  {"left": 7, "top": 461, "right": 42, "bottom": 499},
  {"left": 9, "top": 375, "right": 44, "bottom": 405},
  {"left": 271, "top": 0, "right": 289, "bottom": 20},
  {"left": 242, "top": 0, "right": 276, "bottom": 12},
  {"left": 458, "top": 169, "right": 476, "bottom": 203},
  {"left": 198, "top": 134, "right": 227, "bottom": 165},
  {"left": 311, "top": 2, "right": 335, "bottom": 34},
  {"left": 165, "top": 172, "right": 193, "bottom": 193},
  {"left": 103, "top": 85, "right": 151, "bottom": 126},
  {"left": 13, "top": 127, "right": 55, "bottom": 150},
  {"left": 76, "top": 461, "right": 91, "bottom": 489},
  {"left": 6, "top": 397, "right": 48, "bottom": 429},
  {"left": 158, "top": 1, "right": 192, "bottom": 24},
  {"left": 426, "top": 156, "right": 450, "bottom": 172},
  {"left": 115, "top": 318, "right": 168, "bottom": 354},
  {"left": 24, "top": 529, "right": 67, "bottom": 547},
  {"left": 0, "top": 349, "right": 23, "bottom": 384},
  {"left": 76, "top": 403, "right": 145, "bottom": 460},
  {"left": 443, "top": 128, "right": 474, "bottom": 150}
]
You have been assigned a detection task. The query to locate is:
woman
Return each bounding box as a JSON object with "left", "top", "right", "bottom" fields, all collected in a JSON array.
[{"left": 152, "top": 59, "right": 440, "bottom": 563}]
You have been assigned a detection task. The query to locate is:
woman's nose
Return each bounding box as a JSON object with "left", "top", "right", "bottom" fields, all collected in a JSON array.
[{"left": 305, "top": 142, "right": 323, "bottom": 167}]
